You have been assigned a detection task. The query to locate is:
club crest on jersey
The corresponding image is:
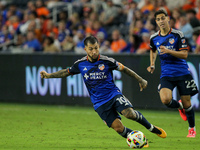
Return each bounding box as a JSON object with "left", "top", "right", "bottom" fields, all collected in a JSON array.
[
  {"left": 98, "top": 64, "right": 105, "bottom": 71},
  {"left": 181, "top": 39, "right": 186, "bottom": 44},
  {"left": 169, "top": 38, "right": 175, "bottom": 44}
]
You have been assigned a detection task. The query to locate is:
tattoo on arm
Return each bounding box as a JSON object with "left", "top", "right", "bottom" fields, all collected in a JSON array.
[
  {"left": 49, "top": 69, "right": 70, "bottom": 78},
  {"left": 122, "top": 66, "right": 143, "bottom": 82}
]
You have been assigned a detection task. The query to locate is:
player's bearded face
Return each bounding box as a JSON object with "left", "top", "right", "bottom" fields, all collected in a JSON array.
[{"left": 85, "top": 42, "right": 100, "bottom": 61}]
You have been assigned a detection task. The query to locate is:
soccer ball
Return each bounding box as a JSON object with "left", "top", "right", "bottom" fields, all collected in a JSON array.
[{"left": 126, "top": 130, "right": 146, "bottom": 149}]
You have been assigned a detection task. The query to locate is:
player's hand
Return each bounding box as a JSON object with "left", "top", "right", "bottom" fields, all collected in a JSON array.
[
  {"left": 40, "top": 71, "right": 50, "bottom": 79},
  {"left": 147, "top": 65, "right": 155, "bottom": 74},
  {"left": 160, "top": 45, "right": 170, "bottom": 55},
  {"left": 139, "top": 79, "right": 148, "bottom": 91}
]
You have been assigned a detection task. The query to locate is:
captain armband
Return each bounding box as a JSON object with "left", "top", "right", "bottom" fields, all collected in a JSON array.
[{"left": 117, "top": 62, "right": 124, "bottom": 71}]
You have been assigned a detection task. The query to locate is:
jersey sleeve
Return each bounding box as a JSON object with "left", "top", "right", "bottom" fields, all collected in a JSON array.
[
  {"left": 108, "top": 59, "right": 124, "bottom": 71},
  {"left": 67, "top": 61, "right": 80, "bottom": 75},
  {"left": 150, "top": 38, "right": 157, "bottom": 52},
  {"left": 177, "top": 32, "right": 188, "bottom": 51},
  {"left": 105, "top": 57, "right": 118, "bottom": 70}
]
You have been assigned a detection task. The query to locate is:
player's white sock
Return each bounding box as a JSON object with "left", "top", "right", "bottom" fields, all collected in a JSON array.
[
  {"left": 189, "top": 126, "right": 196, "bottom": 131},
  {"left": 148, "top": 124, "right": 162, "bottom": 134},
  {"left": 178, "top": 101, "right": 183, "bottom": 109},
  {"left": 148, "top": 124, "right": 154, "bottom": 132}
]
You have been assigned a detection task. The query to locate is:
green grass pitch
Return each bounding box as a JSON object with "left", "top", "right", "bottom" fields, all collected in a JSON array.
[{"left": 0, "top": 103, "right": 200, "bottom": 150}]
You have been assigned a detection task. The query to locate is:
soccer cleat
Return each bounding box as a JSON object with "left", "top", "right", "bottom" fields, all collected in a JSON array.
[
  {"left": 154, "top": 126, "right": 167, "bottom": 138},
  {"left": 143, "top": 140, "right": 149, "bottom": 148},
  {"left": 187, "top": 128, "right": 196, "bottom": 138},
  {"left": 178, "top": 100, "right": 187, "bottom": 121}
]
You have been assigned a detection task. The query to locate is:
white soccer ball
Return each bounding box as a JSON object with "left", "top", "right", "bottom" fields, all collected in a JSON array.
[{"left": 126, "top": 130, "right": 146, "bottom": 149}]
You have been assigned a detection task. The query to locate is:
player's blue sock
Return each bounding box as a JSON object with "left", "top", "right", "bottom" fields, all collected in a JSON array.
[
  {"left": 134, "top": 110, "right": 161, "bottom": 134},
  {"left": 134, "top": 110, "right": 151, "bottom": 129},
  {"left": 185, "top": 105, "right": 195, "bottom": 128},
  {"left": 118, "top": 126, "right": 132, "bottom": 138},
  {"left": 166, "top": 99, "right": 180, "bottom": 108}
]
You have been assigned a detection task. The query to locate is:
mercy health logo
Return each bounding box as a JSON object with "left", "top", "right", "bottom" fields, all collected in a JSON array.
[
  {"left": 26, "top": 66, "right": 123, "bottom": 97},
  {"left": 84, "top": 72, "right": 107, "bottom": 80}
]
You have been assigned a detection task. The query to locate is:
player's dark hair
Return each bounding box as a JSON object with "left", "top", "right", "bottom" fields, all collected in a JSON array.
[
  {"left": 154, "top": 9, "right": 168, "bottom": 18},
  {"left": 84, "top": 36, "right": 98, "bottom": 46}
]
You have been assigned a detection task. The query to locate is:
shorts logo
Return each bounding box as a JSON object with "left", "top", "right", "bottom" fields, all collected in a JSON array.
[
  {"left": 169, "top": 38, "right": 175, "bottom": 44},
  {"left": 182, "top": 39, "right": 186, "bottom": 44},
  {"left": 98, "top": 64, "right": 105, "bottom": 71}
]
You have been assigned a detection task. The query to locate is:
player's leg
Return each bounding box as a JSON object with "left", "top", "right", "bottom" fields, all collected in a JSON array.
[
  {"left": 177, "top": 74, "right": 198, "bottom": 137},
  {"left": 181, "top": 95, "right": 196, "bottom": 137},
  {"left": 159, "top": 78, "right": 182, "bottom": 109},
  {"left": 121, "top": 107, "right": 166, "bottom": 138},
  {"left": 114, "top": 95, "right": 167, "bottom": 138},
  {"left": 111, "top": 118, "right": 132, "bottom": 138},
  {"left": 159, "top": 88, "right": 181, "bottom": 108},
  {"left": 111, "top": 118, "right": 149, "bottom": 148},
  {"left": 95, "top": 97, "right": 133, "bottom": 139}
]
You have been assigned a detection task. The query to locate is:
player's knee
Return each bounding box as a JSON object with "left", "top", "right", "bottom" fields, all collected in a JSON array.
[{"left": 160, "top": 96, "right": 171, "bottom": 105}]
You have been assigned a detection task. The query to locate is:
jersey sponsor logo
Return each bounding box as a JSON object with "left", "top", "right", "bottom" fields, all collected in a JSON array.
[
  {"left": 158, "top": 46, "right": 175, "bottom": 52},
  {"left": 84, "top": 72, "right": 107, "bottom": 80},
  {"left": 156, "top": 42, "right": 160, "bottom": 45},
  {"left": 166, "top": 45, "right": 175, "bottom": 51},
  {"left": 84, "top": 73, "right": 89, "bottom": 80},
  {"left": 83, "top": 67, "right": 87, "bottom": 71},
  {"left": 181, "top": 39, "right": 186, "bottom": 44},
  {"left": 182, "top": 44, "right": 187, "bottom": 48},
  {"left": 169, "top": 38, "right": 175, "bottom": 44},
  {"left": 98, "top": 64, "right": 105, "bottom": 71}
]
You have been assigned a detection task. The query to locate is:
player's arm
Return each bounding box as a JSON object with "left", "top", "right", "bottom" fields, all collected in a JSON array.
[
  {"left": 159, "top": 45, "right": 188, "bottom": 59},
  {"left": 40, "top": 69, "right": 70, "bottom": 79},
  {"left": 117, "top": 62, "right": 147, "bottom": 91},
  {"left": 147, "top": 50, "right": 157, "bottom": 74}
]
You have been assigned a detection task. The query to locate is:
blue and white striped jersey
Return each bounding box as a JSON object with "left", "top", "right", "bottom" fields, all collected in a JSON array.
[
  {"left": 150, "top": 28, "right": 190, "bottom": 78},
  {"left": 67, "top": 55, "right": 122, "bottom": 110}
]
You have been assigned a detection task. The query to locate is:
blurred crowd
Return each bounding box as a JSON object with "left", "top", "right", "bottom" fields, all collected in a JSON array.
[{"left": 1, "top": 0, "right": 200, "bottom": 54}]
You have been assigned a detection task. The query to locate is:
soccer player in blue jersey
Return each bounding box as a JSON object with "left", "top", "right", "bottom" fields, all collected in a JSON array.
[
  {"left": 147, "top": 9, "right": 198, "bottom": 138},
  {"left": 40, "top": 36, "right": 166, "bottom": 146}
]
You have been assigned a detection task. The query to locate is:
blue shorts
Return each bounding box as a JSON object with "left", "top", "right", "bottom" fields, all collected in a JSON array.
[
  {"left": 95, "top": 94, "right": 133, "bottom": 127},
  {"left": 158, "top": 74, "right": 198, "bottom": 96}
]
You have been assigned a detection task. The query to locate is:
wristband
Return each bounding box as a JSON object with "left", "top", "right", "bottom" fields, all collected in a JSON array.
[{"left": 150, "top": 66, "right": 155, "bottom": 69}]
